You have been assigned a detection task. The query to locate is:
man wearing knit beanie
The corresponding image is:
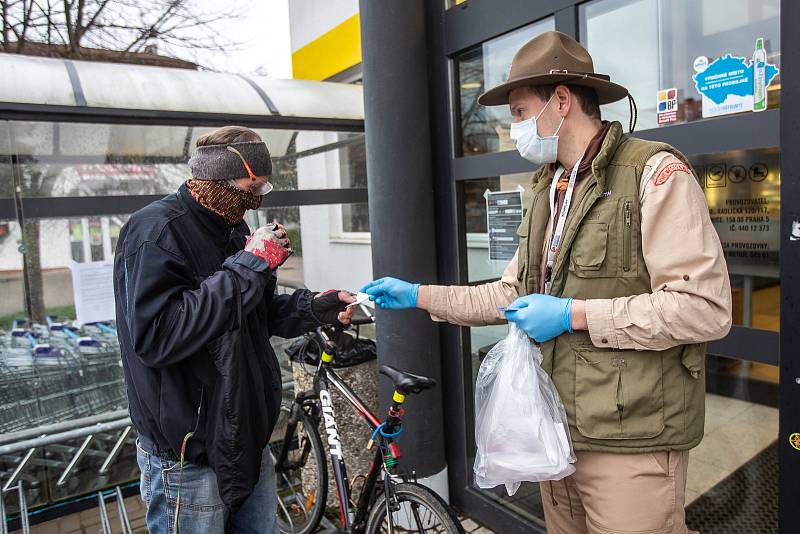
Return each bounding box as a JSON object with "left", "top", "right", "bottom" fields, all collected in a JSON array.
[{"left": 113, "top": 126, "right": 355, "bottom": 533}]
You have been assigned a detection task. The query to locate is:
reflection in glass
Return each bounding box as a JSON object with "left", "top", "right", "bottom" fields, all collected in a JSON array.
[
  {"left": 462, "top": 175, "right": 534, "bottom": 282},
  {"left": 0, "top": 215, "right": 129, "bottom": 323},
  {"left": 0, "top": 220, "right": 24, "bottom": 327},
  {"left": 248, "top": 203, "right": 372, "bottom": 294},
  {"left": 3, "top": 122, "right": 368, "bottom": 197},
  {"left": 691, "top": 147, "right": 779, "bottom": 333},
  {"left": 580, "top": 0, "right": 780, "bottom": 130},
  {"left": 457, "top": 18, "right": 555, "bottom": 156}
]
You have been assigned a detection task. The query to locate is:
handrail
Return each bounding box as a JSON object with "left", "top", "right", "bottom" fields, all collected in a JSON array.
[
  {"left": 0, "top": 418, "right": 131, "bottom": 457},
  {"left": 0, "top": 410, "right": 130, "bottom": 446}
]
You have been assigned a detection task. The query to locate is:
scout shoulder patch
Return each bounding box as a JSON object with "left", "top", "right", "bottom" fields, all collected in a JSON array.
[{"left": 654, "top": 162, "right": 690, "bottom": 186}]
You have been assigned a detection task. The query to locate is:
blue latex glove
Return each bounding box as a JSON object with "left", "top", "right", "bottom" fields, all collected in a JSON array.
[
  {"left": 504, "top": 294, "right": 574, "bottom": 343},
  {"left": 359, "top": 277, "right": 420, "bottom": 310}
]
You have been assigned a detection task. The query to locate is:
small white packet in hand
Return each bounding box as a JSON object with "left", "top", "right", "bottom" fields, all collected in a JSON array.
[{"left": 347, "top": 292, "right": 372, "bottom": 308}]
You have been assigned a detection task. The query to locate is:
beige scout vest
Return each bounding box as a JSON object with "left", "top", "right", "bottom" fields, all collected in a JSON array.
[{"left": 517, "top": 121, "right": 705, "bottom": 453}]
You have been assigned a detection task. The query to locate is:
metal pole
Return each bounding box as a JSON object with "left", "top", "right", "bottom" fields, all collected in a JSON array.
[
  {"left": 97, "top": 491, "right": 112, "bottom": 534},
  {"left": 8, "top": 128, "right": 33, "bottom": 320},
  {"left": 743, "top": 275, "right": 753, "bottom": 327},
  {"left": 0, "top": 409, "right": 130, "bottom": 446},
  {"left": 359, "top": 0, "right": 447, "bottom": 494},
  {"left": 116, "top": 486, "right": 133, "bottom": 534},
  {"left": 0, "top": 418, "right": 131, "bottom": 457},
  {"left": 99, "top": 426, "right": 132, "bottom": 475},
  {"left": 56, "top": 435, "right": 93, "bottom": 487},
  {"left": 2, "top": 448, "right": 36, "bottom": 492},
  {"left": 0, "top": 486, "right": 7, "bottom": 534},
  {"left": 17, "top": 481, "right": 29, "bottom": 534}
]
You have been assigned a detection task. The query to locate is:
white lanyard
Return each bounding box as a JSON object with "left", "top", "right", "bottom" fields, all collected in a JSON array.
[{"left": 545, "top": 156, "right": 582, "bottom": 291}]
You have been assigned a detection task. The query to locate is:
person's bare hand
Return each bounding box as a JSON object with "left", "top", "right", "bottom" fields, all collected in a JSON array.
[{"left": 336, "top": 292, "right": 357, "bottom": 325}]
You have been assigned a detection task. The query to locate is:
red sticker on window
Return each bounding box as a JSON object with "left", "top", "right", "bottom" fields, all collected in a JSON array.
[{"left": 654, "top": 162, "right": 689, "bottom": 186}]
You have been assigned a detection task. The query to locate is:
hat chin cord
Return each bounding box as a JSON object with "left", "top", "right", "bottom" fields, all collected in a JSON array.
[{"left": 628, "top": 93, "right": 638, "bottom": 133}]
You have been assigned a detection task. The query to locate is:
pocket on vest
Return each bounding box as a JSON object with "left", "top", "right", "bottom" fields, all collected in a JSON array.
[
  {"left": 574, "top": 349, "right": 665, "bottom": 439},
  {"left": 570, "top": 222, "right": 608, "bottom": 274}
]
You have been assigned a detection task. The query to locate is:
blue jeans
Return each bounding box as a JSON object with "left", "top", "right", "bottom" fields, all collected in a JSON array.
[{"left": 136, "top": 440, "right": 278, "bottom": 534}]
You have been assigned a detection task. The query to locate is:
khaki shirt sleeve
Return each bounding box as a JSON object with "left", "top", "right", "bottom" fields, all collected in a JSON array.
[
  {"left": 585, "top": 152, "right": 733, "bottom": 350},
  {"left": 421, "top": 249, "right": 520, "bottom": 327}
]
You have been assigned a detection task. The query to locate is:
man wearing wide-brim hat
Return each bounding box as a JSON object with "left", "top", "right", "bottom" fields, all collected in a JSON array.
[{"left": 361, "top": 31, "right": 731, "bottom": 532}]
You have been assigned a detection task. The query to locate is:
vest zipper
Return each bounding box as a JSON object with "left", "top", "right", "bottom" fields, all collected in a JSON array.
[{"left": 623, "top": 201, "right": 632, "bottom": 272}]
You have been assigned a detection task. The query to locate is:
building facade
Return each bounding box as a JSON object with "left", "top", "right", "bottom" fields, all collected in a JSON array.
[{"left": 290, "top": 1, "right": 791, "bottom": 532}]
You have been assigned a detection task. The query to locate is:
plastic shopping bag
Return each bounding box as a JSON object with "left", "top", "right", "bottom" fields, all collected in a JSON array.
[{"left": 473, "top": 324, "right": 576, "bottom": 496}]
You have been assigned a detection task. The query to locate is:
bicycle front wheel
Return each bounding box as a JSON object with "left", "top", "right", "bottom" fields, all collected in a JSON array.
[
  {"left": 269, "top": 402, "right": 328, "bottom": 534},
  {"left": 365, "top": 482, "right": 465, "bottom": 534}
]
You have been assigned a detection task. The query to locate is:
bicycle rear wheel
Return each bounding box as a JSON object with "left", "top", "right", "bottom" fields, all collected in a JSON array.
[
  {"left": 365, "top": 482, "right": 465, "bottom": 534},
  {"left": 269, "top": 402, "right": 328, "bottom": 534}
]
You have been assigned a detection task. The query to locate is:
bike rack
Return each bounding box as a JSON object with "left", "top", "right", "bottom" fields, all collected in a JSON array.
[{"left": 98, "top": 486, "right": 133, "bottom": 534}]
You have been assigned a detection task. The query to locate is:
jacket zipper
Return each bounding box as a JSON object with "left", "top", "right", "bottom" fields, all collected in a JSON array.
[{"left": 623, "top": 201, "right": 632, "bottom": 272}]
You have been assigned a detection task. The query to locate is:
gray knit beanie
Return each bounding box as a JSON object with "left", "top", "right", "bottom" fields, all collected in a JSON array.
[{"left": 188, "top": 141, "right": 272, "bottom": 181}]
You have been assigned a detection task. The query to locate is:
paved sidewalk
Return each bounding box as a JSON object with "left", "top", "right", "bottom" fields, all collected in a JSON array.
[{"left": 460, "top": 516, "right": 495, "bottom": 533}]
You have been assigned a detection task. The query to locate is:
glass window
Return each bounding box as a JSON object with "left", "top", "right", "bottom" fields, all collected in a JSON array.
[
  {"left": 1, "top": 215, "right": 129, "bottom": 325},
  {"left": 459, "top": 146, "right": 780, "bottom": 530},
  {"left": 580, "top": 0, "right": 780, "bottom": 130},
  {"left": 247, "top": 204, "right": 372, "bottom": 293},
  {"left": 457, "top": 18, "right": 555, "bottom": 157},
  {"left": 462, "top": 175, "right": 532, "bottom": 281},
  {"left": 4, "top": 122, "right": 368, "bottom": 197},
  {"left": 692, "top": 147, "right": 779, "bottom": 333},
  {"left": 0, "top": 220, "right": 24, "bottom": 329},
  {"left": 688, "top": 146, "right": 779, "bottom": 529}
]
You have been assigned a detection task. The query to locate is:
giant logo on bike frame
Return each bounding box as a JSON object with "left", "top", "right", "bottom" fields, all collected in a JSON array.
[{"left": 320, "top": 389, "right": 343, "bottom": 458}]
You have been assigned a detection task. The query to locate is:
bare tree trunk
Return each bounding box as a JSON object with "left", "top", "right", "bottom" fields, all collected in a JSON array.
[
  {"left": 1, "top": 1, "right": 8, "bottom": 50},
  {"left": 22, "top": 219, "right": 46, "bottom": 323},
  {"left": 63, "top": 0, "right": 79, "bottom": 57}
]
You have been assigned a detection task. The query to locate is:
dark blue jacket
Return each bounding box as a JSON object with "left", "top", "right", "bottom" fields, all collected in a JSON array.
[{"left": 114, "top": 183, "right": 319, "bottom": 509}]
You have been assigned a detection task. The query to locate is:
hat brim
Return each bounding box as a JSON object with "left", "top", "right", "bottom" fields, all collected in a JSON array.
[{"left": 477, "top": 73, "right": 629, "bottom": 106}]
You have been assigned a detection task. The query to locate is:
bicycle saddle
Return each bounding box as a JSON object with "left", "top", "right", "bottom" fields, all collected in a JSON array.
[{"left": 379, "top": 365, "right": 437, "bottom": 395}]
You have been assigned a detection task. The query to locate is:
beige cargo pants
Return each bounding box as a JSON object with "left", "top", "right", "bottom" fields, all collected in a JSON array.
[{"left": 541, "top": 450, "right": 700, "bottom": 534}]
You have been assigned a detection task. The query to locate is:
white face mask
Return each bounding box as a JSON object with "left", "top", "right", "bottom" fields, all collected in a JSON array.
[{"left": 509, "top": 94, "right": 564, "bottom": 165}]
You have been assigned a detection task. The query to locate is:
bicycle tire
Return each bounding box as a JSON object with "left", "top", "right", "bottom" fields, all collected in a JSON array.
[
  {"left": 270, "top": 402, "right": 328, "bottom": 534},
  {"left": 365, "top": 482, "right": 465, "bottom": 534}
]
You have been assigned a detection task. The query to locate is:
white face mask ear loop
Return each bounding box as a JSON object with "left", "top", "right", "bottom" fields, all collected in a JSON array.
[
  {"left": 553, "top": 114, "right": 565, "bottom": 137},
  {"left": 535, "top": 93, "right": 557, "bottom": 121}
]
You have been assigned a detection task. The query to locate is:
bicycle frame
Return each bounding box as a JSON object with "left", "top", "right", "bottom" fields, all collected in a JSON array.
[{"left": 281, "top": 359, "right": 401, "bottom": 534}]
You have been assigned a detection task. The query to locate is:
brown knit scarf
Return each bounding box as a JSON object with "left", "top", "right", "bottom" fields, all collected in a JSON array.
[{"left": 185, "top": 179, "right": 262, "bottom": 225}]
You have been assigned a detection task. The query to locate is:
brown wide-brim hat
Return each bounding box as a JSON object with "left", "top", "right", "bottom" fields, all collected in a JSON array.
[{"left": 478, "top": 31, "right": 629, "bottom": 106}]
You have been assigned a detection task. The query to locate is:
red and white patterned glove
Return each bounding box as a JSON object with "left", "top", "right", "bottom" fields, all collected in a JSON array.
[{"left": 245, "top": 223, "right": 292, "bottom": 270}]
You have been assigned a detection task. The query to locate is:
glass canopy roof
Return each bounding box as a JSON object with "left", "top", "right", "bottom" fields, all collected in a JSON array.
[{"left": 0, "top": 53, "right": 364, "bottom": 121}]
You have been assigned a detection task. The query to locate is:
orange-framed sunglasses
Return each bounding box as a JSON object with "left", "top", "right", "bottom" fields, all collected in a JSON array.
[{"left": 227, "top": 145, "right": 274, "bottom": 196}]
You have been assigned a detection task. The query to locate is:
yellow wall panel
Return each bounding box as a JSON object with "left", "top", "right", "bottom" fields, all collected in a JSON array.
[{"left": 292, "top": 14, "right": 362, "bottom": 81}]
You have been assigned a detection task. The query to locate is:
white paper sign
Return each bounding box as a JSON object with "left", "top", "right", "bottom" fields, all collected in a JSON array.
[{"left": 70, "top": 261, "right": 115, "bottom": 325}]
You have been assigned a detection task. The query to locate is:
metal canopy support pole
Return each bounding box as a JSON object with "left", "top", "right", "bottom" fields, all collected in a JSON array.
[
  {"left": 780, "top": 0, "right": 800, "bottom": 531},
  {"left": 359, "top": 0, "right": 448, "bottom": 496}
]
